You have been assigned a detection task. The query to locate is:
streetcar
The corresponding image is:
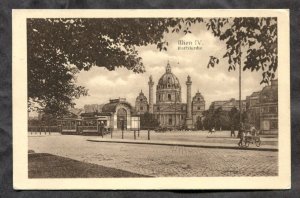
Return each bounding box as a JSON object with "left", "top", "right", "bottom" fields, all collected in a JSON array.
[{"left": 58, "top": 113, "right": 112, "bottom": 136}]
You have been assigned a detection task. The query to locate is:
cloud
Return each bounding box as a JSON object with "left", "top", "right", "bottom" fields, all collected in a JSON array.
[{"left": 74, "top": 24, "right": 269, "bottom": 109}]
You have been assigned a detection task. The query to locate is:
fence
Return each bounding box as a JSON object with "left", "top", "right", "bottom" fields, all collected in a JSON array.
[{"left": 28, "top": 126, "right": 60, "bottom": 135}]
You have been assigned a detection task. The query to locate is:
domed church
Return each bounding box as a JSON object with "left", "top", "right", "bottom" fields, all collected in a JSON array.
[{"left": 135, "top": 62, "right": 205, "bottom": 129}]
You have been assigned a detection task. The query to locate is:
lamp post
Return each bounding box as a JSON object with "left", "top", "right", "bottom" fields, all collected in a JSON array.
[
  {"left": 121, "top": 120, "right": 124, "bottom": 139},
  {"left": 238, "top": 48, "right": 246, "bottom": 136}
]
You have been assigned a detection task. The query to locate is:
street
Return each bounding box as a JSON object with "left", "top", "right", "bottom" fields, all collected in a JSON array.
[{"left": 28, "top": 133, "right": 278, "bottom": 177}]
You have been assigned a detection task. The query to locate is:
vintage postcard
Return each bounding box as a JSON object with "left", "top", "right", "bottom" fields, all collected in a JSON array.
[{"left": 13, "top": 9, "right": 290, "bottom": 190}]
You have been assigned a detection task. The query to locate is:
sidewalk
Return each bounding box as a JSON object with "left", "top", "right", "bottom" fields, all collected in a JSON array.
[{"left": 87, "top": 137, "right": 278, "bottom": 152}]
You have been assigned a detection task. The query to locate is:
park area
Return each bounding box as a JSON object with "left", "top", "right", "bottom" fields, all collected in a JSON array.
[{"left": 28, "top": 130, "right": 278, "bottom": 178}]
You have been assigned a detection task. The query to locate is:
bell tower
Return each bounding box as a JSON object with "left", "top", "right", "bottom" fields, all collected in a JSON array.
[{"left": 148, "top": 75, "right": 154, "bottom": 113}]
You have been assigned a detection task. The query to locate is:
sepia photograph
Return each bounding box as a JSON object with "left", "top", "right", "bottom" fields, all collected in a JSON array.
[{"left": 12, "top": 9, "right": 290, "bottom": 190}]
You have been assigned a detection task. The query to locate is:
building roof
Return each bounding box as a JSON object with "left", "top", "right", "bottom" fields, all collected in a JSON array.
[
  {"left": 250, "top": 91, "right": 261, "bottom": 97},
  {"left": 83, "top": 104, "right": 105, "bottom": 113},
  {"left": 102, "top": 100, "right": 133, "bottom": 113},
  {"left": 259, "top": 82, "right": 278, "bottom": 103},
  {"left": 80, "top": 112, "right": 112, "bottom": 117},
  {"left": 69, "top": 108, "right": 84, "bottom": 116},
  {"left": 210, "top": 98, "right": 246, "bottom": 110}
]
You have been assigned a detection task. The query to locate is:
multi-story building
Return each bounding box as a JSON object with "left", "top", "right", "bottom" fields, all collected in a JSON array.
[
  {"left": 210, "top": 98, "right": 246, "bottom": 112},
  {"left": 247, "top": 79, "right": 278, "bottom": 134}
]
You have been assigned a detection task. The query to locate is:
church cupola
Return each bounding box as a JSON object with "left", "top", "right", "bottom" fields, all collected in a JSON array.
[{"left": 156, "top": 61, "right": 182, "bottom": 103}]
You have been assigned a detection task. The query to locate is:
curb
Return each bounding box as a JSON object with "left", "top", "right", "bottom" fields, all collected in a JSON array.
[{"left": 87, "top": 139, "right": 278, "bottom": 152}]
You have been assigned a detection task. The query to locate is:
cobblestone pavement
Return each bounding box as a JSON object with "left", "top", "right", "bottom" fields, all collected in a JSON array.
[{"left": 28, "top": 135, "right": 278, "bottom": 177}]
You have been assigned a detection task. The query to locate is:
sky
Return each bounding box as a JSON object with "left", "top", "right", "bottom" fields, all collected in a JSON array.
[{"left": 73, "top": 23, "right": 272, "bottom": 109}]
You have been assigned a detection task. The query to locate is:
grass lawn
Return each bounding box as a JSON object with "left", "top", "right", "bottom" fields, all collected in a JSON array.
[{"left": 28, "top": 153, "right": 149, "bottom": 178}]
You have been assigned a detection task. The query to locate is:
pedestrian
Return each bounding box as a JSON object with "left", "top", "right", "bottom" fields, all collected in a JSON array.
[
  {"left": 250, "top": 125, "right": 256, "bottom": 136},
  {"left": 208, "top": 127, "right": 215, "bottom": 134},
  {"left": 231, "top": 125, "right": 235, "bottom": 137},
  {"left": 238, "top": 130, "right": 245, "bottom": 147},
  {"left": 99, "top": 121, "right": 104, "bottom": 137},
  {"left": 237, "top": 123, "right": 245, "bottom": 139}
]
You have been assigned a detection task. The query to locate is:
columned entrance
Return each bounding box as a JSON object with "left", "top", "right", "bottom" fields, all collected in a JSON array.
[{"left": 117, "top": 108, "right": 127, "bottom": 130}]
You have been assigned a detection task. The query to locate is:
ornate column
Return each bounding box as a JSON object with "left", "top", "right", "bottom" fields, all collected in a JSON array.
[
  {"left": 186, "top": 75, "right": 193, "bottom": 129},
  {"left": 148, "top": 75, "right": 154, "bottom": 113}
]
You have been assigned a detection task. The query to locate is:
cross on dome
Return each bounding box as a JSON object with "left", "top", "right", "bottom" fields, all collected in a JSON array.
[{"left": 166, "top": 61, "right": 171, "bottom": 73}]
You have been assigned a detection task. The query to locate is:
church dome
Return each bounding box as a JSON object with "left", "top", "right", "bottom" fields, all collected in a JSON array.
[
  {"left": 193, "top": 91, "right": 205, "bottom": 102},
  {"left": 157, "top": 62, "right": 181, "bottom": 90},
  {"left": 136, "top": 90, "right": 147, "bottom": 102}
]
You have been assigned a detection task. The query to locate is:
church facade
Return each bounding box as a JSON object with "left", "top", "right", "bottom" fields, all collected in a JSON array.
[{"left": 135, "top": 62, "right": 205, "bottom": 129}]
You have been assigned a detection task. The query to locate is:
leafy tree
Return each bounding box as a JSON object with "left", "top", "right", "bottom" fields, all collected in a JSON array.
[
  {"left": 229, "top": 107, "right": 248, "bottom": 130},
  {"left": 27, "top": 18, "right": 180, "bottom": 116},
  {"left": 140, "top": 112, "right": 159, "bottom": 130},
  {"left": 195, "top": 117, "right": 203, "bottom": 130},
  {"left": 28, "top": 17, "right": 277, "bottom": 116},
  {"left": 202, "top": 18, "right": 277, "bottom": 84},
  {"left": 214, "top": 107, "right": 223, "bottom": 130},
  {"left": 203, "top": 106, "right": 233, "bottom": 131},
  {"left": 202, "top": 105, "right": 215, "bottom": 130},
  {"left": 229, "top": 107, "right": 239, "bottom": 130}
]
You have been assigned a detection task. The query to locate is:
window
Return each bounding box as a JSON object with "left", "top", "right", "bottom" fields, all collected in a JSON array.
[
  {"left": 197, "top": 106, "right": 201, "bottom": 110},
  {"left": 265, "top": 107, "right": 269, "bottom": 113},
  {"left": 159, "top": 94, "right": 161, "bottom": 101},
  {"left": 270, "top": 121, "right": 278, "bottom": 129},
  {"left": 269, "top": 106, "right": 277, "bottom": 114},
  {"left": 157, "top": 107, "right": 160, "bottom": 111},
  {"left": 140, "top": 106, "right": 143, "bottom": 110},
  {"left": 169, "top": 118, "right": 172, "bottom": 125},
  {"left": 261, "top": 107, "right": 269, "bottom": 113},
  {"left": 168, "top": 94, "right": 171, "bottom": 101},
  {"left": 140, "top": 99, "right": 143, "bottom": 102},
  {"left": 198, "top": 97, "right": 200, "bottom": 101}
]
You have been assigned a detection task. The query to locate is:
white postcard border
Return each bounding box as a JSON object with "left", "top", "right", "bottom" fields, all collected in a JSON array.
[{"left": 13, "top": 9, "right": 290, "bottom": 190}]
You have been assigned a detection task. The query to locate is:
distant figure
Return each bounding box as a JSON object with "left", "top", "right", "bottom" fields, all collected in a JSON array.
[
  {"left": 230, "top": 125, "right": 235, "bottom": 137},
  {"left": 99, "top": 121, "right": 104, "bottom": 137},
  {"left": 245, "top": 131, "right": 251, "bottom": 138},
  {"left": 209, "top": 127, "right": 215, "bottom": 134},
  {"left": 250, "top": 126, "right": 256, "bottom": 136},
  {"left": 238, "top": 131, "right": 245, "bottom": 147},
  {"left": 121, "top": 121, "right": 125, "bottom": 131},
  {"left": 237, "top": 123, "right": 245, "bottom": 139}
]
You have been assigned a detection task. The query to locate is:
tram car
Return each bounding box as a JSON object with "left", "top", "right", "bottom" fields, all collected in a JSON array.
[
  {"left": 58, "top": 113, "right": 112, "bottom": 135},
  {"left": 58, "top": 118, "right": 82, "bottom": 135}
]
